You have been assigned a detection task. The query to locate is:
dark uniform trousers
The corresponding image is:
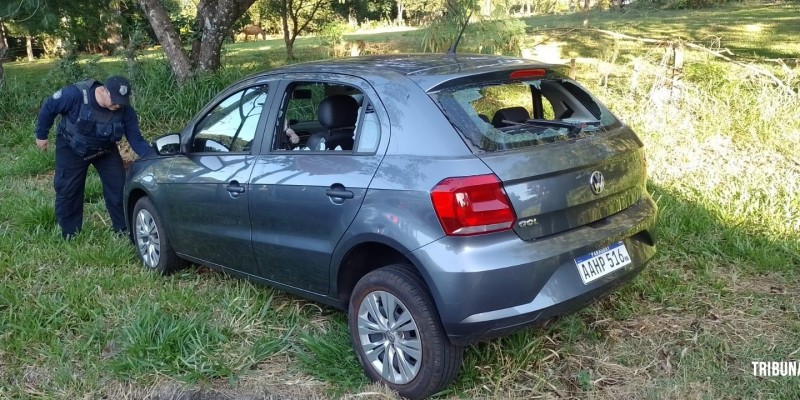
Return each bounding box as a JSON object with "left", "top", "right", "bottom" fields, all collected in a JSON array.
[{"left": 55, "top": 134, "right": 126, "bottom": 237}]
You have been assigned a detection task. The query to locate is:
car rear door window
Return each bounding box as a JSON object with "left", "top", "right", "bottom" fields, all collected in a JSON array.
[{"left": 271, "top": 82, "right": 380, "bottom": 154}]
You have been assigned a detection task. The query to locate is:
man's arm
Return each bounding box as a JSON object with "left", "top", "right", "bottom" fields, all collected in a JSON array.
[
  {"left": 34, "top": 86, "right": 80, "bottom": 150},
  {"left": 122, "top": 109, "right": 157, "bottom": 158}
]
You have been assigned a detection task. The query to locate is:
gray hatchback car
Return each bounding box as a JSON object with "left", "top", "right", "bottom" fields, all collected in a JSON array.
[{"left": 124, "top": 54, "right": 657, "bottom": 399}]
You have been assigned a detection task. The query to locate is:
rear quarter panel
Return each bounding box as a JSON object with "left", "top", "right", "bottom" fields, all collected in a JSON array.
[{"left": 331, "top": 75, "right": 493, "bottom": 292}]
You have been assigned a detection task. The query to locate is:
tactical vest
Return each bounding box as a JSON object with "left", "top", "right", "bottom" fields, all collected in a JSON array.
[{"left": 60, "top": 79, "right": 126, "bottom": 157}]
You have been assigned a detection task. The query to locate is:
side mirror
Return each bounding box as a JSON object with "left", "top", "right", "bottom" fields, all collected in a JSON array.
[{"left": 152, "top": 133, "right": 181, "bottom": 156}]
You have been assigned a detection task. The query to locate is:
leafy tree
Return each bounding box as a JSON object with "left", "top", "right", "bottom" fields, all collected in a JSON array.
[
  {"left": 330, "top": 0, "right": 367, "bottom": 26},
  {"left": 136, "top": 0, "right": 256, "bottom": 84},
  {"left": 402, "top": 0, "right": 446, "bottom": 24},
  {"left": 0, "top": 0, "right": 142, "bottom": 58},
  {"left": 1, "top": 0, "right": 59, "bottom": 63},
  {"left": 248, "top": 0, "right": 271, "bottom": 30},
  {"left": 421, "top": 0, "right": 477, "bottom": 52},
  {"left": 271, "top": 0, "right": 326, "bottom": 60}
]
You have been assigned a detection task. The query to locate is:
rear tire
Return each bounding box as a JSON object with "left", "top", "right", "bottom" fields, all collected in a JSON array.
[
  {"left": 132, "top": 197, "right": 186, "bottom": 275},
  {"left": 348, "top": 264, "right": 463, "bottom": 400}
]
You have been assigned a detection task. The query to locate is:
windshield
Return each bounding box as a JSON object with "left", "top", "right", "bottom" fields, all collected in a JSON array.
[{"left": 433, "top": 78, "right": 620, "bottom": 152}]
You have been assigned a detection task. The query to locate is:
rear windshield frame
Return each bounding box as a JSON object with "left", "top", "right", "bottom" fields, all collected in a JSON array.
[{"left": 429, "top": 74, "right": 622, "bottom": 152}]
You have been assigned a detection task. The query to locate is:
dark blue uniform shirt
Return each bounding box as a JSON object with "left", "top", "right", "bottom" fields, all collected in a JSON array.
[{"left": 35, "top": 83, "right": 155, "bottom": 157}]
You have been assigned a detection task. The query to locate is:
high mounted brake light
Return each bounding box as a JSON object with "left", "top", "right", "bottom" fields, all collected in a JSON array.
[
  {"left": 510, "top": 69, "right": 546, "bottom": 79},
  {"left": 431, "top": 174, "right": 516, "bottom": 236}
]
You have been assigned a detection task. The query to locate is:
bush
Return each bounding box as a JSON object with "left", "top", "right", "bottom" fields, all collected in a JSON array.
[
  {"left": 130, "top": 62, "right": 248, "bottom": 138},
  {"left": 421, "top": 21, "right": 463, "bottom": 53},
  {"left": 474, "top": 19, "right": 526, "bottom": 56},
  {"left": 40, "top": 55, "right": 106, "bottom": 91},
  {"left": 0, "top": 79, "right": 39, "bottom": 128},
  {"left": 661, "top": 0, "right": 735, "bottom": 9},
  {"left": 319, "top": 20, "right": 350, "bottom": 57},
  {"left": 319, "top": 20, "right": 348, "bottom": 48}
]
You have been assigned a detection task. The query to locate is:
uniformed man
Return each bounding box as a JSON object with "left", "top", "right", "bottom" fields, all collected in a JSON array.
[{"left": 35, "top": 76, "right": 156, "bottom": 239}]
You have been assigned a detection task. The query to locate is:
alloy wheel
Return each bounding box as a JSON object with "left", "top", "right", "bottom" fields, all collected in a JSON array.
[
  {"left": 357, "top": 290, "right": 422, "bottom": 384},
  {"left": 135, "top": 208, "right": 161, "bottom": 269}
]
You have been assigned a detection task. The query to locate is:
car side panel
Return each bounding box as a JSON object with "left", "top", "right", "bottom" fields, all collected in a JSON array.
[
  {"left": 165, "top": 154, "right": 258, "bottom": 274},
  {"left": 249, "top": 154, "right": 381, "bottom": 292},
  {"left": 249, "top": 74, "right": 389, "bottom": 294},
  {"left": 330, "top": 75, "right": 493, "bottom": 295},
  {"left": 330, "top": 156, "right": 493, "bottom": 291}
]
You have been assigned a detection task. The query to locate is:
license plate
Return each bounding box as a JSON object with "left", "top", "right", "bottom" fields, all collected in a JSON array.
[{"left": 574, "top": 241, "right": 632, "bottom": 285}]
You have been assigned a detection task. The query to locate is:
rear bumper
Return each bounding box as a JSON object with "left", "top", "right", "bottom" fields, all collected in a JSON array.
[{"left": 411, "top": 195, "right": 657, "bottom": 346}]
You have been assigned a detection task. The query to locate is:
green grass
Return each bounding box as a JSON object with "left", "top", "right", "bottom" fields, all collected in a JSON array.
[
  {"left": 1, "top": 2, "right": 799, "bottom": 399},
  {"left": 518, "top": 3, "right": 800, "bottom": 59}
]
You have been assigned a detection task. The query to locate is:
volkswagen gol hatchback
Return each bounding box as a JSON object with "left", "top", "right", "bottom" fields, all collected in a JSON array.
[{"left": 124, "top": 54, "right": 657, "bottom": 399}]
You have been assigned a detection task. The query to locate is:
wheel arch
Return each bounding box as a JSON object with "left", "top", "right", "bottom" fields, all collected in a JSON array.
[
  {"left": 334, "top": 238, "right": 432, "bottom": 309},
  {"left": 125, "top": 188, "right": 149, "bottom": 241},
  {"left": 126, "top": 188, "right": 147, "bottom": 220},
  {"left": 125, "top": 186, "right": 177, "bottom": 252}
]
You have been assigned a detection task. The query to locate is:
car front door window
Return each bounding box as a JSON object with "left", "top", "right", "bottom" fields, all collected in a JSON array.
[{"left": 193, "top": 85, "right": 269, "bottom": 153}]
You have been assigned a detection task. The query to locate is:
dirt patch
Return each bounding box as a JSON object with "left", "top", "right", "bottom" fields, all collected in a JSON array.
[
  {"left": 99, "top": 379, "right": 401, "bottom": 400},
  {"left": 724, "top": 272, "right": 798, "bottom": 296},
  {"left": 4, "top": 365, "right": 55, "bottom": 397},
  {"left": 525, "top": 301, "right": 797, "bottom": 399}
]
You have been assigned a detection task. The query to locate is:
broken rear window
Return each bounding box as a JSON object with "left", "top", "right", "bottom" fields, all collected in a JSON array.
[{"left": 433, "top": 78, "right": 619, "bottom": 152}]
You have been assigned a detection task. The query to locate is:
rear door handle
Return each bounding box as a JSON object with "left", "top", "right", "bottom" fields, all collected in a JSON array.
[
  {"left": 326, "top": 189, "right": 354, "bottom": 199},
  {"left": 326, "top": 183, "right": 354, "bottom": 200},
  {"left": 226, "top": 181, "right": 246, "bottom": 194}
]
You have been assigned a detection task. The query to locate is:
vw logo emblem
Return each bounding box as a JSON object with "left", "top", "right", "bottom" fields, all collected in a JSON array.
[{"left": 590, "top": 171, "right": 605, "bottom": 195}]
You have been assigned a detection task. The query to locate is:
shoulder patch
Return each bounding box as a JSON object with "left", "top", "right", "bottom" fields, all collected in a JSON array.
[{"left": 52, "top": 89, "right": 62, "bottom": 100}]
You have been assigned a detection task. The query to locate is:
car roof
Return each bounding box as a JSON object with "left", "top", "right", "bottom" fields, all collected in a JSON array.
[{"left": 260, "top": 54, "right": 561, "bottom": 91}]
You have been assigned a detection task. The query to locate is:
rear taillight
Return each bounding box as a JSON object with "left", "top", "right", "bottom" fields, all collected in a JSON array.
[{"left": 430, "top": 174, "right": 516, "bottom": 236}]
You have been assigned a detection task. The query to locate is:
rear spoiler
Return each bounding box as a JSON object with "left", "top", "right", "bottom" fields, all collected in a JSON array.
[{"left": 427, "top": 65, "right": 572, "bottom": 92}]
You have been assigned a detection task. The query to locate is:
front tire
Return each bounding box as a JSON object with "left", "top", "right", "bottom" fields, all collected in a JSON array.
[
  {"left": 132, "top": 197, "right": 185, "bottom": 275},
  {"left": 348, "top": 265, "right": 463, "bottom": 400}
]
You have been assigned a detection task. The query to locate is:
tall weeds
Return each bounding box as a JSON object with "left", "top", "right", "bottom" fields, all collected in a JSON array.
[{"left": 585, "top": 55, "right": 800, "bottom": 269}]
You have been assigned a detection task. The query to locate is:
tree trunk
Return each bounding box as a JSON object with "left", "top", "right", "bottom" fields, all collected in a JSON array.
[
  {"left": 137, "top": 0, "right": 193, "bottom": 83},
  {"left": 278, "top": 0, "right": 322, "bottom": 61},
  {"left": 0, "top": 20, "right": 7, "bottom": 83},
  {"left": 193, "top": 13, "right": 226, "bottom": 72},
  {"left": 26, "top": 35, "right": 34, "bottom": 61},
  {"left": 285, "top": 37, "right": 295, "bottom": 61},
  {"left": 396, "top": 1, "right": 404, "bottom": 25},
  {"left": 483, "top": 0, "right": 491, "bottom": 16},
  {"left": 281, "top": 1, "right": 293, "bottom": 61},
  {"left": 582, "top": 0, "right": 590, "bottom": 27},
  {"left": 191, "top": 0, "right": 257, "bottom": 72}
]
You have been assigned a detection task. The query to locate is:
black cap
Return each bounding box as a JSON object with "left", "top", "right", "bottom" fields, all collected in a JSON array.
[{"left": 105, "top": 76, "right": 132, "bottom": 106}]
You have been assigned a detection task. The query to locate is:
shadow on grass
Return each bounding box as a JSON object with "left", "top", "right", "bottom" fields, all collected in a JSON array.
[{"left": 650, "top": 183, "right": 799, "bottom": 276}]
